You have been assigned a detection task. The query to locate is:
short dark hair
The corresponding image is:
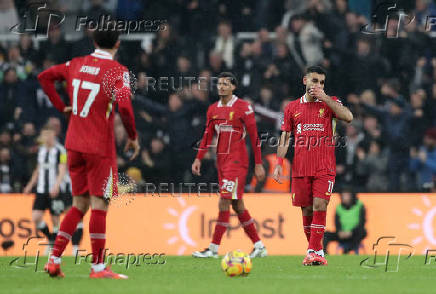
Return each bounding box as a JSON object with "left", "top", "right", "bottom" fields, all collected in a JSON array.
[
  {"left": 93, "top": 27, "right": 120, "bottom": 49},
  {"left": 218, "top": 72, "right": 238, "bottom": 87},
  {"left": 306, "top": 66, "right": 326, "bottom": 76}
]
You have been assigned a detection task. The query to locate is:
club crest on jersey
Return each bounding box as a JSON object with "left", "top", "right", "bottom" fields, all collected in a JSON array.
[
  {"left": 319, "top": 108, "right": 325, "bottom": 118},
  {"left": 229, "top": 111, "right": 234, "bottom": 120}
]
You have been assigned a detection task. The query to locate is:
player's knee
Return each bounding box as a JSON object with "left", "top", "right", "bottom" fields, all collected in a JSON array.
[
  {"left": 313, "top": 199, "right": 328, "bottom": 211},
  {"left": 218, "top": 198, "right": 231, "bottom": 211},
  {"left": 301, "top": 206, "right": 313, "bottom": 216},
  {"left": 32, "top": 211, "right": 43, "bottom": 223},
  {"left": 231, "top": 200, "right": 245, "bottom": 214}
]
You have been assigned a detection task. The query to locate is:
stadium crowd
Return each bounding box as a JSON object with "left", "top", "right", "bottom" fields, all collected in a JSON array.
[{"left": 0, "top": 0, "right": 436, "bottom": 193}]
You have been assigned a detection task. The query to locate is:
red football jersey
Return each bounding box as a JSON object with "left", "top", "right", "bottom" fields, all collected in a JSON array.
[
  {"left": 196, "top": 95, "right": 262, "bottom": 169},
  {"left": 38, "top": 49, "right": 137, "bottom": 158},
  {"left": 281, "top": 94, "right": 341, "bottom": 177}
]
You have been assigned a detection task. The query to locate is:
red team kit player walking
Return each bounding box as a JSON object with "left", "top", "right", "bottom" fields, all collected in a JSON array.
[
  {"left": 37, "top": 28, "right": 140, "bottom": 278},
  {"left": 274, "top": 66, "right": 353, "bottom": 265},
  {"left": 192, "top": 72, "right": 268, "bottom": 258}
]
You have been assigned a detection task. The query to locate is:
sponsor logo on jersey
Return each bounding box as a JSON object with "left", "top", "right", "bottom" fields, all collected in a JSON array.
[
  {"left": 215, "top": 124, "right": 234, "bottom": 133},
  {"left": 303, "top": 123, "right": 324, "bottom": 132}
]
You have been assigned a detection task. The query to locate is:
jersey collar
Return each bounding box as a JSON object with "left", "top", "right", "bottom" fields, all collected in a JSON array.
[
  {"left": 300, "top": 93, "right": 322, "bottom": 103},
  {"left": 91, "top": 49, "right": 113, "bottom": 60},
  {"left": 218, "top": 95, "right": 238, "bottom": 107}
]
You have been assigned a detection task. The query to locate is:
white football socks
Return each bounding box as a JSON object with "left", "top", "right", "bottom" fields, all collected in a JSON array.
[
  {"left": 254, "top": 241, "right": 264, "bottom": 249},
  {"left": 209, "top": 243, "right": 219, "bottom": 253},
  {"left": 91, "top": 263, "right": 105, "bottom": 272}
]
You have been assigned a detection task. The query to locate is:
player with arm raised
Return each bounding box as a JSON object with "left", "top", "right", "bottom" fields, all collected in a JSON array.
[
  {"left": 192, "top": 72, "right": 267, "bottom": 258},
  {"left": 38, "top": 27, "right": 140, "bottom": 279},
  {"left": 274, "top": 66, "right": 353, "bottom": 266}
]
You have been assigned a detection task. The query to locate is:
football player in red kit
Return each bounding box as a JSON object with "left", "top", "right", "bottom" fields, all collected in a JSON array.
[
  {"left": 192, "top": 72, "right": 267, "bottom": 258},
  {"left": 38, "top": 28, "right": 140, "bottom": 279},
  {"left": 274, "top": 66, "right": 353, "bottom": 266}
]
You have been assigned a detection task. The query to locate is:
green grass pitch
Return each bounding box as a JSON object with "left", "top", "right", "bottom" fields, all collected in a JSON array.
[{"left": 0, "top": 256, "right": 434, "bottom": 294}]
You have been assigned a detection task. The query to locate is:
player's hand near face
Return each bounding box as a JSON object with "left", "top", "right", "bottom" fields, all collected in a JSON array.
[
  {"left": 309, "top": 86, "right": 328, "bottom": 101},
  {"left": 254, "top": 164, "right": 265, "bottom": 182},
  {"left": 192, "top": 158, "right": 201, "bottom": 176},
  {"left": 273, "top": 165, "right": 283, "bottom": 184},
  {"left": 124, "top": 138, "right": 140, "bottom": 160}
]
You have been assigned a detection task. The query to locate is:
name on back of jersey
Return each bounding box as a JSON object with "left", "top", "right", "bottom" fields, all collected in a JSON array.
[{"left": 80, "top": 65, "right": 100, "bottom": 75}]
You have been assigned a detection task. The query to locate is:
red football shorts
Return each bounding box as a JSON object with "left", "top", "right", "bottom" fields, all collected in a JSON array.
[
  {"left": 291, "top": 174, "right": 335, "bottom": 207},
  {"left": 218, "top": 168, "right": 247, "bottom": 200},
  {"left": 67, "top": 150, "right": 118, "bottom": 198}
]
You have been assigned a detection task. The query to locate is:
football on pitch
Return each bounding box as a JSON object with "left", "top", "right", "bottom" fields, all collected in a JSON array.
[{"left": 221, "top": 250, "right": 252, "bottom": 277}]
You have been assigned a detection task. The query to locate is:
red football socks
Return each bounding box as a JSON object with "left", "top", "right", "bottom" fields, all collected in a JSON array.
[
  {"left": 309, "top": 211, "right": 326, "bottom": 251},
  {"left": 90, "top": 209, "right": 107, "bottom": 264},
  {"left": 238, "top": 210, "right": 260, "bottom": 244},
  {"left": 303, "top": 215, "right": 313, "bottom": 242},
  {"left": 211, "top": 211, "right": 230, "bottom": 245},
  {"left": 52, "top": 207, "right": 84, "bottom": 257},
  {"left": 212, "top": 211, "right": 230, "bottom": 245}
]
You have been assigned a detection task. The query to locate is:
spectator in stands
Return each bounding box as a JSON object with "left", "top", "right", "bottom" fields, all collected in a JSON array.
[
  {"left": 0, "top": 0, "right": 18, "bottom": 33},
  {"left": 286, "top": 14, "right": 324, "bottom": 67},
  {"left": 354, "top": 140, "right": 388, "bottom": 192},
  {"left": 71, "top": 28, "right": 94, "bottom": 58},
  {"left": 140, "top": 137, "right": 171, "bottom": 186},
  {"left": 0, "top": 147, "right": 16, "bottom": 192},
  {"left": 213, "top": 20, "right": 235, "bottom": 69},
  {"left": 410, "top": 89, "right": 430, "bottom": 148},
  {"left": 323, "top": 189, "right": 367, "bottom": 254},
  {"left": 362, "top": 92, "right": 412, "bottom": 191},
  {"left": 38, "top": 26, "right": 71, "bottom": 66},
  {"left": 18, "top": 34, "right": 39, "bottom": 65},
  {"left": 0, "top": 68, "right": 24, "bottom": 129},
  {"left": 410, "top": 128, "right": 436, "bottom": 192}
]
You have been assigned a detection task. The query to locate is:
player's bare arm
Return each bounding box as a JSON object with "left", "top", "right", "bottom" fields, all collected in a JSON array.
[
  {"left": 309, "top": 87, "right": 353, "bottom": 123},
  {"left": 273, "top": 131, "right": 291, "bottom": 183},
  {"left": 192, "top": 158, "right": 201, "bottom": 176},
  {"left": 193, "top": 107, "right": 215, "bottom": 177},
  {"left": 50, "top": 162, "right": 67, "bottom": 198},
  {"left": 23, "top": 165, "right": 39, "bottom": 194}
]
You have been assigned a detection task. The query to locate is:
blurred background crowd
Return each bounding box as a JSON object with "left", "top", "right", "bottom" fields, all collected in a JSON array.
[{"left": 0, "top": 0, "right": 436, "bottom": 194}]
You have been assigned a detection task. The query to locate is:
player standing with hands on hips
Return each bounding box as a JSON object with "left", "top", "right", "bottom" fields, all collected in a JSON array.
[
  {"left": 38, "top": 26, "right": 140, "bottom": 279},
  {"left": 274, "top": 66, "right": 353, "bottom": 266},
  {"left": 192, "top": 72, "right": 267, "bottom": 258}
]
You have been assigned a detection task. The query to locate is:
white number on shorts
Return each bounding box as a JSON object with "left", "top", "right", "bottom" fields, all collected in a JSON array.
[
  {"left": 327, "top": 180, "right": 334, "bottom": 194},
  {"left": 221, "top": 179, "right": 235, "bottom": 192},
  {"left": 72, "top": 79, "right": 100, "bottom": 117}
]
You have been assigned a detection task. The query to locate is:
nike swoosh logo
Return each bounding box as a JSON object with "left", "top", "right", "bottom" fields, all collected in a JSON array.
[{"left": 294, "top": 113, "right": 301, "bottom": 117}]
